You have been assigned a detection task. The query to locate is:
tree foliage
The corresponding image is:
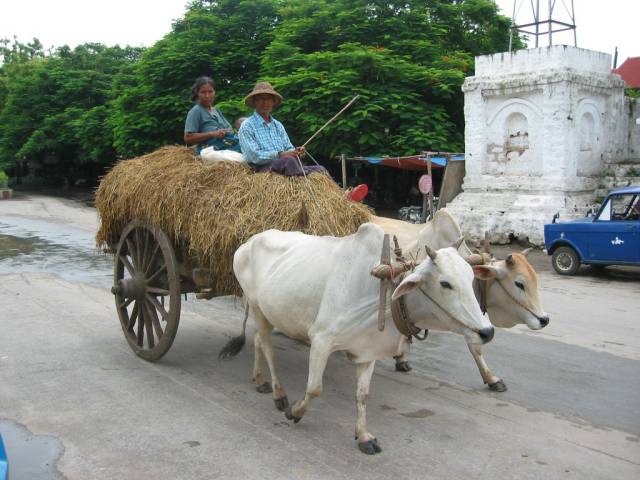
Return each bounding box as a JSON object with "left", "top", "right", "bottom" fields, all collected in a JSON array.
[
  {"left": 0, "top": 39, "right": 142, "bottom": 175},
  {"left": 0, "top": 0, "right": 518, "bottom": 176}
]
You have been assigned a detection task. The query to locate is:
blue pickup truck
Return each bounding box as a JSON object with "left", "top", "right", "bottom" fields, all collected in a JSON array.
[{"left": 544, "top": 186, "right": 640, "bottom": 275}]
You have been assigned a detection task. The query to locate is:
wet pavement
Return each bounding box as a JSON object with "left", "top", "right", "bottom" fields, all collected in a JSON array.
[
  {"left": 0, "top": 420, "right": 65, "bottom": 480},
  {"left": 0, "top": 216, "right": 112, "bottom": 288}
]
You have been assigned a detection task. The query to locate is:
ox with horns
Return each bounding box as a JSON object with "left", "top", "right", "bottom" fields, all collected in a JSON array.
[
  {"left": 372, "top": 210, "right": 550, "bottom": 391},
  {"left": 221, "top": 223, "right": 495, "bottom": 454}
]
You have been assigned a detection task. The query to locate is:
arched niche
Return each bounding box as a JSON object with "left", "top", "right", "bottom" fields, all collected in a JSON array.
[
  {"left": 575, "top": 99, "right": 602, "bottom": 176},
  {"left": 505, "top": 112, "right": 530, "bottom": 158},
  {"left": 485, "top": 98, "right": 542, "bottom": 175}
]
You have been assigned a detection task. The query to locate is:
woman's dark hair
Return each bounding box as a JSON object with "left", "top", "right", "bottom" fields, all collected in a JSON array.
[{"left": 191, "top": 76, "right": 216, "bottom": 101}]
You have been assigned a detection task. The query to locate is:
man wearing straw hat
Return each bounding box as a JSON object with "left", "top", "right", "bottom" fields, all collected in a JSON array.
[{"left": 239, "top": 82, "right": 328, "bottom": 177}]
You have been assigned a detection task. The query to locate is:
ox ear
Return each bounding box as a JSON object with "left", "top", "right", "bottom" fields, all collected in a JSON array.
[
  {"left": 472, "top": 265, "right": 497, "bottom": 280},
  {"left": 391, "top": 272, "right": 423, "bottom": 301}
]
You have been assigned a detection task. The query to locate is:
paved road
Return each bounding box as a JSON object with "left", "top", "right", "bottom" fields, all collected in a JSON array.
[{"left": 1, "top": 194, "right": 639, "bottom": 479}]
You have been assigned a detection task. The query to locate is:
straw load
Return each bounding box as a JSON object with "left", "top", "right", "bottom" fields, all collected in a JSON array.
[{"left": 95, "top": 146, "right": 372, "bottom": 296}]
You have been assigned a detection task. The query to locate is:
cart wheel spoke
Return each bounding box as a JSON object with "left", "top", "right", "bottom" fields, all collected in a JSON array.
[
  {"left": 136, "top": 230, "right": 147, "bottom": 272},
  {"left": 136, "top": 229, "right": 145, "bottom": 271},
  {"left": 119, "top": 255, "right": 135, "bottom": 277},
  {"left": 143, "top": 230, "right": 154, "bottom": 275},
  {"left": 144, "top": 243, "right": 161, "bottom": 275},
  {"left": 147, "top": 293, "right": 169, "bottom": 322},
  {"left": 127, "top": 302, "right": 139, "bottom": 332},
  {"left": 142, "top": 302, "right": 155, "bottom": 349},
  {"left": 135, "top": 228, "right": 145, "bottom": 270},
  {"left": 146, "top": 297, "right": 164, "bottom": 337},
  {"left": 147, "top": 264, "right": 167, "bottom": 284},
  {"left": 118, "top": 297, "right": 134, "bottom": 310},
  {"left": 125, "top": 238, "right": 138, "bottom": 269},
  {"left": 147, "top": 286, "right": 170, "bottom": 296},
  {"left": 136, "top": 301, "right": 145, "bottom": 346}
]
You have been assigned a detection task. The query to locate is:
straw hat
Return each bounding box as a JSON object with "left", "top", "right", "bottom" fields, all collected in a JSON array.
[{"left": 244, "top": 82, "right": 283, "bottom": 108}]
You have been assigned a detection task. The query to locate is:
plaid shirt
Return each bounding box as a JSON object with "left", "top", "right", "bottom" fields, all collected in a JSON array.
[{"left": 238, "top": 111, "right": 294, "bottom": 166}]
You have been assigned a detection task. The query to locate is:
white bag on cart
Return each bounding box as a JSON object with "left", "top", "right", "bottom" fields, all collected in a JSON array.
[{"left": 200, "top": 146, "right": 245, "bottom": 164}]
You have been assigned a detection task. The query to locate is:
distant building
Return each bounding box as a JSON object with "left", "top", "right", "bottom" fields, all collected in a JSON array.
[{"left": 613, "top": 57, "right": 640, "bottom": 88}]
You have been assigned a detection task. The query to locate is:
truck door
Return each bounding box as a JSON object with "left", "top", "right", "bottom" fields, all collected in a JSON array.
[{"left": 590, "top": 194, "right": 640, "bottom": 263}]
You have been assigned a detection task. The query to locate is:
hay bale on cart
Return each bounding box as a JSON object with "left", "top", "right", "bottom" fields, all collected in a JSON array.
[{"left": 96, "top": 146, "right": 371, "bottom": 360}]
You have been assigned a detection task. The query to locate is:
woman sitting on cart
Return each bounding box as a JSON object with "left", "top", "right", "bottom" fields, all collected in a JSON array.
[{"left": 184, "top": 76, "right": 241, "bottom": 155}]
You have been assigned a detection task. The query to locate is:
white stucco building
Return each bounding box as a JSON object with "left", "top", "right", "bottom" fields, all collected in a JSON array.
[{"left": 446, "top": 45, "right": 639, "bottom": 244}]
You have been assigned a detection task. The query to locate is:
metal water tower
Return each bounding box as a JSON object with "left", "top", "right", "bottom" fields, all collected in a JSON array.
[{"left": 509, "top": 0, "right": 577, "bottom": 51}]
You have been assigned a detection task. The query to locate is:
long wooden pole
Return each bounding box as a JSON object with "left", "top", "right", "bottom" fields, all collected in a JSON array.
[
  {"left": 427, "top": 155, "right": 434, "bottom": 220},
  {"left": 341, "top": 154, "right": 347, "bottom": 191},
  {"left": 302, "top": 95, "right": 360, "bottom": 148}
]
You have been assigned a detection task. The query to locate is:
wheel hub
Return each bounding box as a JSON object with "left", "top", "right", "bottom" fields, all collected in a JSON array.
[
  {"left": 111, "top": 273, "right": 147, "bottom": 299},
  {"left": 557, "top": 254, "right": 572, "bottom": 269}
]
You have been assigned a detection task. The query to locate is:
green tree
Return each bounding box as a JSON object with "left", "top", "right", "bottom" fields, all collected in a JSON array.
[{"left": 0, "top": 41, "right": 142, "bottom": 177}]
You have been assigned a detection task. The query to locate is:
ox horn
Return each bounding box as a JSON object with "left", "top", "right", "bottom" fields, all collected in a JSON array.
[
  {"left": 505, "top": 254, "right": 515, "bottom": 267},
  {"left": 521, "top": 247, "right": 533, "bottom": 257},
  {"left": 424, "top": 244, "right": 438, "bottom": 261},
  {"left": 464, "top": 253, "right": 485, "bottom": 265},
  {"left": 482, "top": 231, "right": 491, "bottom": 254},
  {"left": 451, "top": 236, "right": 465, "bottom": 250}
]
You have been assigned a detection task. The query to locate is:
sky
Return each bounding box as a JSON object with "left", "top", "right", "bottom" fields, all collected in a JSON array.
[{"left": 1, "top": 0, "right": 638, "bottom": 67}]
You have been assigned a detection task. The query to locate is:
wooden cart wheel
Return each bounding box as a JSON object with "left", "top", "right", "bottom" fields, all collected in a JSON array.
[{"left": 111, "top": 221, "right": 181, "bottom": 361}]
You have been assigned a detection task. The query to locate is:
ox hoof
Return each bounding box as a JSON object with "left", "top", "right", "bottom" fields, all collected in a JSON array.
[
  {"left": 358, "top": 439, "right": 382, "bottom": 455},
  {"left": 274, "top": 396, "right": 289, "bottom": 411},
  {"left": 256, "top": 382, "right": 273, "bottom": 394},
  {"left": 395, "top": 361, "right": 412, "bottom": 372},
  {"left": 488, "top": 380, "right": 507, "bottom": 392},
  {"left": 285, "top": 406, "right": 302, "bottom": 424}
]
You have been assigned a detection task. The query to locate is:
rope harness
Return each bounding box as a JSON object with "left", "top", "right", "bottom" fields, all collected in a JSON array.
[
  {"left": 371, "top": 235, "right": 427, "bottom": 342},
  {"left": 492, "top": 275, "right": 547, "bottom": 321}
]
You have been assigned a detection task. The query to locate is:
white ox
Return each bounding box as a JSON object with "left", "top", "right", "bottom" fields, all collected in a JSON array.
[
  {"left": 372, "top": 210, "right": 550, "bottom": 391},
  {"left": 226, "top": 223, "right": 495, "bottom": 454}
]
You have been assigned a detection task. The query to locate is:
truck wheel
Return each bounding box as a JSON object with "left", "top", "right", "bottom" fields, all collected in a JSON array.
[{"left": 552, "top": 246, "right": 580, "bottom": 275}]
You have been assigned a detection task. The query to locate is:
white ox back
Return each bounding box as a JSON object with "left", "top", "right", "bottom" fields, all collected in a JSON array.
[
  {"left": 372, "top": 209, "right": 472, "bottom": 260},
  {"left": 233, "top": 223, "right": 492, "bottom": 362}
]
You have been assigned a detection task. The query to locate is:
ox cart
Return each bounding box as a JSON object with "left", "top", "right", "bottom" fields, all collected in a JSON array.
[{"left": 99, "top": 147, "right": 370, "bottom": 362}]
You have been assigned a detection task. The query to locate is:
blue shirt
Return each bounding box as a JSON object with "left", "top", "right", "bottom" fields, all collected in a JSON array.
[
  {"left": 184, "top": 104, "right": 239, "bottom": 154},
  {"left": 238, "top": 111, "right": 295, "bottom": 166}
]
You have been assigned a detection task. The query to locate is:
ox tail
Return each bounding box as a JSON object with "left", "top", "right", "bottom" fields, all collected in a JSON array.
[{"left": 219, "top": 301, "right": 249, "bottom": 360}]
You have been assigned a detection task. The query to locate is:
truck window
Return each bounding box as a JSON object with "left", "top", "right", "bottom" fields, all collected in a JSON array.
[
  {"left": 626, "top": 196, "right": 640, "bottom": 220},
  {"left": 609, "top": 194, "right": 636, "bottom": 221},
  {"left": 598, "top": 199, "right": 611, "bottom": 221}
]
